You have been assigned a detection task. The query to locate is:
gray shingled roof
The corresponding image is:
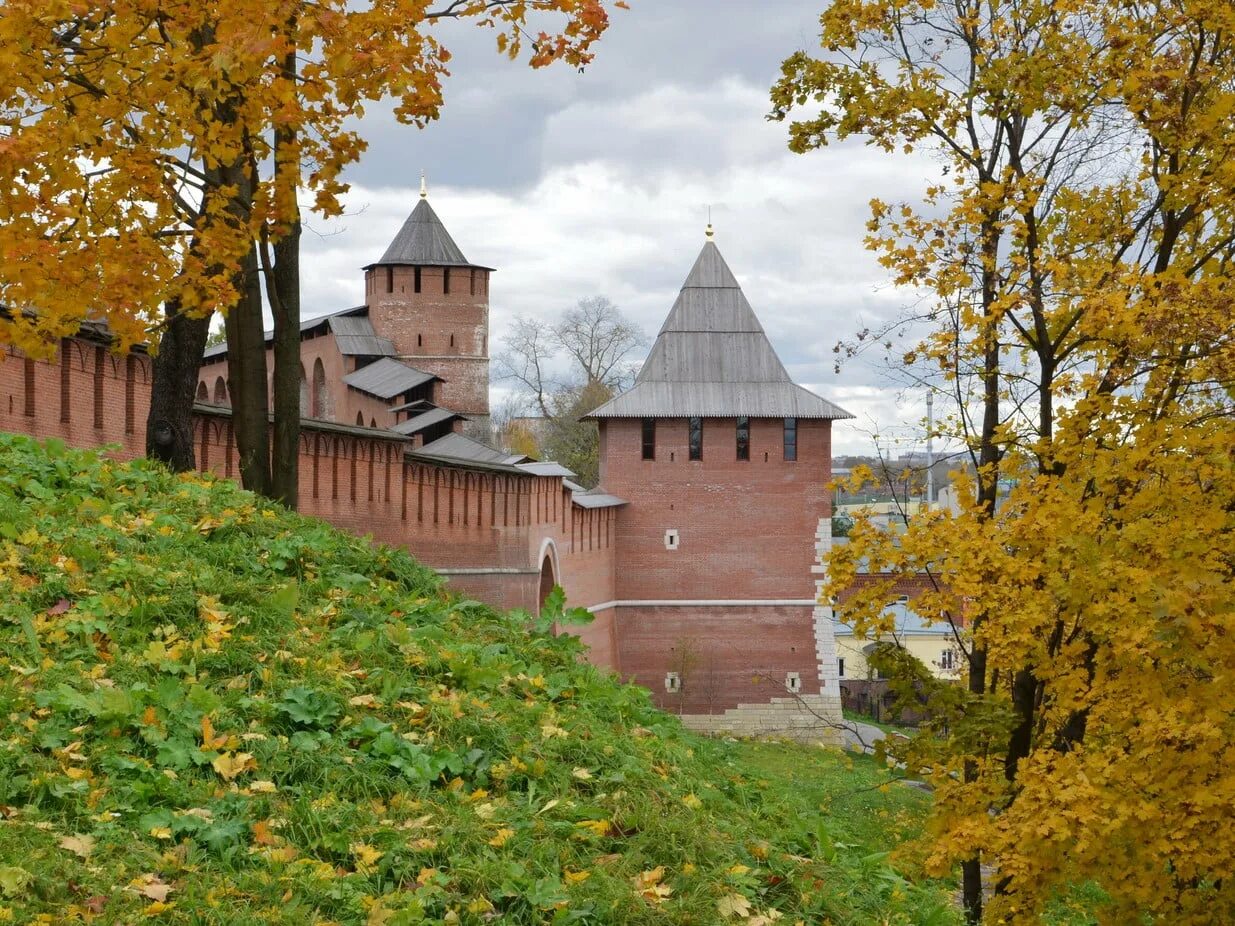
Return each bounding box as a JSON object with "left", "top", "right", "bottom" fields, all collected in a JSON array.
[
  {"left": 329, "top": 315, "right": 397, "bottom": 357},
  {"left": 391, "top": 406, "right": 465, "bottom": 436},
  {"left": 572, "top": 491, "right": 627, "bottom": 509},
  {"left": 342, "top": 357, "right": 439, "bottom": 400},
  {"left": 516, "top": 461, "right": 576, "bottom": 478},
  {"left": 202, "top": 306, "right": 371, "bottom": 361},
  {"left": 587, "top": 241, "right": 852, "bottom": 420},
  {"left": 370, "top": 198, "right": 480, "bottom": 268},
  {"left": 415, "top": 433, "right": 528, "bottom": 467}
]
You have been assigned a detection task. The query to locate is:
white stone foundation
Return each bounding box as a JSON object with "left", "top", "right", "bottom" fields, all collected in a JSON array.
[{"left": 677, "top": 694, "right": 845, "bottom": 745}]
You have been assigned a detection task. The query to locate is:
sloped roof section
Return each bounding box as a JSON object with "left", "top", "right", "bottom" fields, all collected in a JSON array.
[
  {"left": 328, "top": 315, "right": 397, "bottom": 357},
  {"left": 391, "top": 406, "right": 465, "bottom": 436},
  {"left": 516, "top": 461, "right": 575, "bottom": 478},
  {"left": 414, "top": 433, "right": 530, "bottom": 469},
  {"left": 370, "top": 198, "right": 478, "bottom": 268},
  {"left": 342, "top": 357, "right": 439, "bottom": 400},
  {"left": 587, "top": 240, "right": 853, "bottom": 420},
  {"left": 202, "top": 306, "right": 369, "bottom": 362}
]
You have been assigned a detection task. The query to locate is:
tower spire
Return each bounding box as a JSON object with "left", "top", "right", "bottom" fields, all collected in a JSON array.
[
  {"left": 705, "top": 205, "right": 714, "bottom": 240},
  {"left": 419, "top": 170, "right": 427, "bottom": 199}
]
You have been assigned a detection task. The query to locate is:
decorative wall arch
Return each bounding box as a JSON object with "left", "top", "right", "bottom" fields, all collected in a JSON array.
[
  {"left": 537, "top": 537, "right": 560, "bottom": 615},
  {"left": 299, "top": 363, "right": 309, "bottom": 417},
  {"left": 213, "top": 376, "right": 228, "bottom": 405},
  {"left": 311, "top": 358, "right": 331, "bottom": 420}
]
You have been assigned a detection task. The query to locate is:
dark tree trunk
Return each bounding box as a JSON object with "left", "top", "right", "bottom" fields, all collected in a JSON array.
[
  {"left": 270, "top": 218, "right": 301, "bottom": 508},
  {"left": 224, "top": 240, "right": 272, "bottom": 495},
  {"left": 268, "top": 39, "right": 301, "bottom": 509},
  {"left": 146, "top": 300, "right": 212, "bottom": 470}
]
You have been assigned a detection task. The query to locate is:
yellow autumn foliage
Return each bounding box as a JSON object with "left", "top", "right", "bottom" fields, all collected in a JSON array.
[{"left": 775, "top": 0, "right": 1235, "bottom": 922}]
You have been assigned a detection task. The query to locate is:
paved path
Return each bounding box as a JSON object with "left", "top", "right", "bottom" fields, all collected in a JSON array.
[{"left": 840, "top": 719, "right": 887, "bottom": 753}]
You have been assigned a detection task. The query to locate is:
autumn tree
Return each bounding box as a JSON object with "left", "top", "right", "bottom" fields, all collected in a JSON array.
[
  {"left": 773, "top": 1, "right": 1235, "bottom": 922},
  {"left": 0, "top": 0, "right": 619, "bottom": 502},
  {"left": 496, "top": 295, "right": 643, "bottom": 486}
]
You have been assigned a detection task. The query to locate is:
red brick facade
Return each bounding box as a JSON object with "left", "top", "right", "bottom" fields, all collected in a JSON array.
[
  {"left": 364, "top": 264, "right": 490, "bottom": 424},
  {"left": 594, "top": 415, "right": 834, "bottom": 713}
]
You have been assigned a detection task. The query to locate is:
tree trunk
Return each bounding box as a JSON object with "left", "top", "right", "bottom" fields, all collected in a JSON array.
[
  {"left": 270, "top": 217, "right": 301, "bottom": 508},
  {"left": 268, "top": 37, "right": 302, "bottom": 509},
  {"left": 224, "top": 239, "right": 272, "bottom": 495},
  {"left": 146, "top": 299, "right": 212, "bottom": 470}
]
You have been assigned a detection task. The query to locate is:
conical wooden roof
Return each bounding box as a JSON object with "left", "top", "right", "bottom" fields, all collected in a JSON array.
[
  {"left": 588, "top": 240, "right": 852, "bottom": 420},
  {"left": 367, "top": 198, "right": 485, "bottom": 268}
]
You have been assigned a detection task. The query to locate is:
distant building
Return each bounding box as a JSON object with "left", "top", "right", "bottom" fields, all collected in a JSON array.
[{"left": 833, "top": 598, "right": 965, "bottom": 682}]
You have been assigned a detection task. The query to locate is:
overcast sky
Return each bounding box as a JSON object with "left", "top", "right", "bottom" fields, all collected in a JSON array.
[{"left": 299, "top": 1, "right": 941, "bottom": 457}]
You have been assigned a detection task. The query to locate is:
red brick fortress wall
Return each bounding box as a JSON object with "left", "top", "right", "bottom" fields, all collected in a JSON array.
[{"left": 0, "top": 336, "right": 619, "bottom": 627}]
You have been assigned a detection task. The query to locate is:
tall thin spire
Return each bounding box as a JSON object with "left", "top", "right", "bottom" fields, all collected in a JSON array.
[
  {"left": 419, "top": 170, "right": 427, "bottom": 199},
  {"left": 705, "top": 205, "right": 714, "bottom": 239}
]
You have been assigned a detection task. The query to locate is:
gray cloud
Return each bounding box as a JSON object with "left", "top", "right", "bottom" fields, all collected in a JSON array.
[{"left": 300, "top": 2, "right": 943, "bottom": 456}]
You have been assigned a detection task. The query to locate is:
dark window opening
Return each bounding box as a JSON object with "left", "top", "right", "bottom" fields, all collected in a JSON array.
[
  {"left": 443, "top": 267, "right": 451, "bottom": 294},
  {"left": 736, "top": 416, "right": 749, "bottom": 461},
  {"left": 469, "top": 269, "right": 476, "bottom": 296},
  {"left": 449, "top": 333, "right": 455, "bottom": 349},
  {"left": 413, "top": 266, "right": 422, "bottom": 293},
  {"left": 385, "top": 266, "right": 393, "bottom": 293},
  {"left": 641, "top": 418, "right": 655, "bottom": 460},
  {"left": 417, "top": 333, "right": 423, "bottom": 348},
  {"left": 688, "top": 417, "right": 703, "bottom": 461},
  {"left": 838, "top": 658, "right": 845, "bottom": 678},
  {"left": 784, "top": 417, "right": 798, "bottom": 461}
]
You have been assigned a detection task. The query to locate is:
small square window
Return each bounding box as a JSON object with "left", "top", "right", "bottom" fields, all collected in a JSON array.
[
  {"left": 785, "top": 672, "right": 801, "bottom": 693},
  {"left": 664, "top": 529, "right": 680, "bottom": 551},
  {"left": 664, "top": 672, "right": 681, "bottom": 693}
]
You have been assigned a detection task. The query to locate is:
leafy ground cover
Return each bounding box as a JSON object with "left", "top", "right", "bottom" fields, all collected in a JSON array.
[{"left": 0, "top": 433, "right": 956, "bottom": 924}]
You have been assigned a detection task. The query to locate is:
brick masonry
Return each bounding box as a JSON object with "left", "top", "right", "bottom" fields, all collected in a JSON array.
[{"left": 595, "top": 415, "right": 845, "bottom": 722}]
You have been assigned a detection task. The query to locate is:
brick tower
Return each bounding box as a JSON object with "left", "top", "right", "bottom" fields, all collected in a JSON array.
[
  {"left": 587, "top": 229, "right": 852, "bottom": 740},
  {"left": 364, "top": 182, "right": 493, "bottom": 440}
]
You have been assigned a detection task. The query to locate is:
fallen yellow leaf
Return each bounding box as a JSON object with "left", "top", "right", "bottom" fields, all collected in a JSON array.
[
  {"left": 58, "top": 834, "right": 95, "bottom": 858},
  {"left": 212, "top": 752, "right": 256, "bottom": 781}
]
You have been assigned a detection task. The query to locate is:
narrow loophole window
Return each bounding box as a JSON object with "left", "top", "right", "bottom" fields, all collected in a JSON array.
[
  {"left": 736, "top": 416, "right": 749, "bottom": 461},
  {"left": 688, "top": 417, "right": 703, "bottom": 460},
  {"left": 784, "top": 417, "right": 798, "bottom": 461},
  {"left": 641, "top": 417, "right": 655, "bottom": 460}
]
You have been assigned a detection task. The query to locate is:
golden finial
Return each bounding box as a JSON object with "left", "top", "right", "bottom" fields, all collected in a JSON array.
[
  {"left": 705, "top": 205, "right": 714, "bottom": 239},
  {"left": 420, "top": 170, "right": 428, "bottom": 199}
]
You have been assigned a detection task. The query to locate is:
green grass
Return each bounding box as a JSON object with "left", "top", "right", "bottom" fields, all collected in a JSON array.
[{"left": 0, "top": 433, "right": 958, "bottom": 924}]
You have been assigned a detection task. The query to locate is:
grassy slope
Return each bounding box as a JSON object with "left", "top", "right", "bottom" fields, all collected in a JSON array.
[{"left": 0, "top": 434, "right": 956, "bottom": 925}]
